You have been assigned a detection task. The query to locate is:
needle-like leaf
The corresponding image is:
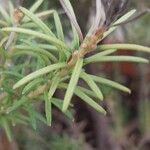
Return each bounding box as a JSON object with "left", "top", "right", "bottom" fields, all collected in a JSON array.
[
  {"left": 62, "top": 58, "right": 83, "bottom": 112},
  {"left": 53, "top": 11, "right": 64, "bottom": 41},
  {"left": 89, "top": 75, "right": 131, "bottom": 93},
  {"left": 2, "top": 27, "right": 69, "bottom": 56},
  {"left": 20, "top": 7, "right": 55, "bottom": 37},
  {"left": 6, "top": 97, "right": 27, "bottom": 113},
  {"left": 48, "top": 75, "right": 60, "bottom": 100},
  {"left": 0, "top": 5, "right": 11, "bottom": 24},
  {"left": 59, "top": 0, "right": 83, "bottom": 42},
  {"left": 26, "top": 105, "right": 37, "bottom": 130},
  {"left": 103, "top": 9, "right": 136, "bottom": 39},
  {"left": 44, "top": 93, "right": 52, "bottom": 126},
  {"left": 88, "top": 0, "right": 105, "bottom": 34},
  {"left": 51, "top": 98, "right": 73, "bottom": 120},
  {"left": 22, "top": 78, "right": 44, "bottom": 95},
  {"left": 15, "top": 45, "right": 57, "bottom": 62},
  {"left": 98, "top": 44, "right": 150, "bottom": 53},
  {"left": 1, "top": 118, "right": 12, "bottom": 141},
  {"left": 29, "top": 0, "right": 44, "bottom": 13},
  {"left": 59, "top": 83, "right": 106, "bottom": 114},
  {"left": 85, "top": 55, "right": 149, "bottom": 64},
  {"left": 85, "top": 49, "right": 117, "bottom": 63},
  {"left": 13, "top": 63, "right": 67, "bottom": 89},
  {"left": 75, "top": 89, "right": 106, "bottom": 114},
  {"left": 80, "top": 72, "right": 103, "bottom": 101}
]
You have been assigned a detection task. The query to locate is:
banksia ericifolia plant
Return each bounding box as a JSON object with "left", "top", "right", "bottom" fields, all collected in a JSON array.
[{"left": 0, "top": 0, "right": 150, "bottom": 140}]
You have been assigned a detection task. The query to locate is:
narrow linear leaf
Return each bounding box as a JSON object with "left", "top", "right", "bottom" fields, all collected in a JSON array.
[
  {"left": 48, "top": 75, "right": 60, "bottom": 100},
  {"left": 62, "top": 58, "right": 83, "bottom": 112},
  {"left": 21, "top": 22, "right": 37, "bottom": 28},
  {"left": 1, "top": 118, "right": 12, "bottom": 141},
  {"left": 98, "top": 44, "right": 150, "bottom": 53},
  {"left": 19, "top": 39, "right": 58, "bottom": 52},
  {"left": 80, "top": 72, "right": 103, "bottom": 100},
  {"left": 77, "top": 86, "right": 98, "bottom": 99},
  {"left": 51, "top": 98, "right": 73, "bottom": 120},
  {"left": 32, "top": 110, "right": 47, "bottom": 124},
  {"left": 44, "top": 93, "right": 52, "bottom": 126},
  {"left": 36, "top": 10, "right": 54, "bottom": 18},
  {"left": 90, "top": 75, "right": 131, "bottom": 93},
  {"left": 21, "top": 41, "right": 58, "bottom": 52},
  {"left": 15, "top": 45, "right": 57, "bottom": 62},
  {"left": 20, "top": 7, "right": 55, "bottom": 37},
  {"left": 26, "top": 105, "right": 37, "bottom": 130},
  {"left": 103, "top": 9, "right": 136, "bottom": 39},
  {"left": 2, "top": 28, "right": 68, "bottom": 53},
  {"left": 85, "top": 49, "right": 117, "bottom": 63},
  {"left": 13, "top": 63, "right": 67, "bottom": 89},
  {"left": 113, "top": 9, "right": 136, "bottom": 25},
  {"left": 59, "top": 0, "right": 83, "bottom": 41},
  {"left": 59, "top": 83, "right": 106, "bottom": 114},
  {"left": 71, "top": 25, "right": 80, "bottom": 49},
  {"left": 8, "top": 1, "right": 14, "bottom": 24},
  {"left": 6, "top": 97, "right": 27, "bottom": 113},
  {"left": 12, "top": 50, "right": 45, "bottom": 61},
  {"left": 75, "top": 89, "right": 106, "bottom": 114},
  {"left": 0, "top": 71, "right": 23, "bottom": 79},
  {"left": 29, "top": 0, "right": 44, "bottom": 13},
  {"left": 0, "top": 20, "right": 8, "bottom": 27},
  {"left": 23, "top": 10, "right": 54, "bottom": 23},
  {"left": 84, "top": 56, "right": 149, "bottom": 64},
  {"left": 53, "top": 11, "right": 64, "bottom": 41},
  {"left": 22, "top": 78, "right": 44, "bottom": 95},
  {"left": 0, "top": 5, "right": 11, "bottom": 23}
]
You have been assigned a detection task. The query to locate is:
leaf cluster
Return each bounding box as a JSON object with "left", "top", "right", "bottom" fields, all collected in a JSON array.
[{"left": 0, "top": 0, "right": 150, "bottom": 140}]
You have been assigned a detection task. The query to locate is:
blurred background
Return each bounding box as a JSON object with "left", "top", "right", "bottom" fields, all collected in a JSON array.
[{"left": 0, "top": 0, "right": 150, "bottom": 150}]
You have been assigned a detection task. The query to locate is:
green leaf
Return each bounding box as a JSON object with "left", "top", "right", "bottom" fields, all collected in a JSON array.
[
  {"left": 89, "top": 75, "right": 131, "bottom": 93},
  {"left": 48, "top": 75, "right": 60, "bottom": 100},
  {"left": 1, "top": 118, "right": 12, "bottom": 141},
  {"left": 30, "top": 110, "right": 47, "bottom": 124},
  {"left": 15, "top": 45, "right": 57, "bottom": 62},
  {"left": 53, "top": 11, "right": 64, "bottom": 41},
  {"left": 103, "top": 9, "right": 136, "bottom": 39},
  {"left": 84, "top": 56, "right": 149, "bottom": 64},
  {"left": 80, "top": 72, "right": 103, "bottom": 100},
  {"left": 0, "top": 71, "right": 23, "bottom": 79},
  {"left": 75, "top": 89, "right": 106, "bottom": 114},
  {"left": 22, "top": 78, "right": 44, "bottom": 95},
  {"left": 44, "top": 92, "right": 52, "bottom": 126},
  {"left": 59, "top": 0, "right": 83, "bottom": 41},
  {"left": 6, "top": 97, "right": 27, "bottom": 113},
  {"left": 0, "top": 5, "right": 11, "bottom": 24},
  {"left": 59, "top": 83, "right": 106, "bottom": 114},
  {"left": 77, "top": 86, "right": 98, "bottom": 99},
  {"left": 8, "top": 0, "right": 14, "bottom": 24},
  {"left": 12, "top": 50, "right": 46, "bottom": 63},
  {"left": 20, "top": 40, "right": 58, "bottom": 52},
  {"left": 36, "top": 10, "right": 54, "bottom": 18},
  {"left": 62, "top": 58, "right": 83, "bottom": 112},
  {"left": 113, "top": 9, "right": 136, "bottom": 25},
  {"left": 26, "top": 105, "right": 37, "bottom": 130},
  {"left": 29, "top": 0, "right": 44, "bottom": 13},
  {"left": 71, "top": 25, "right": 80, "bottom": 49},
  {"left": 13, "top": 63, "right": 67, "bottom": 89},
  {"left": 51, "top": 98, "right": 73, "bottom": 120},
  {"left": 98, "top": 44, "right": 150, "bottom": 53},
  {"left": 2, "top": 27, "right": 68, "bottom": 54},
  {"left": 85, "top": 49, "right": 117, "bottom": 63},
  {"left": 0, "top": 20, "right": 8, "bottom": 27},
  {"left": 20, "top": 7, "right": 55, "bottom": 37}
]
